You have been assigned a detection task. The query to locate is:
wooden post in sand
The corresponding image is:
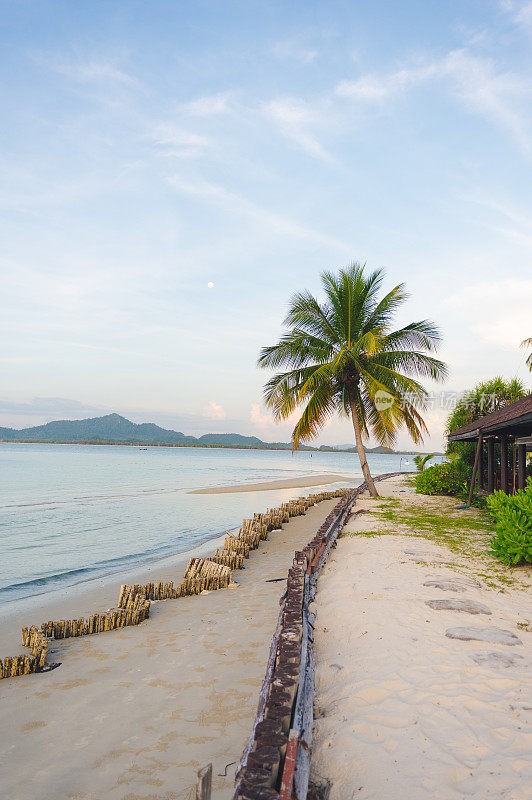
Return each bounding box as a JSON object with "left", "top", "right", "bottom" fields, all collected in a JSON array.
[{"left": 195, "top": 763, "right": 212, "bottom": 800}]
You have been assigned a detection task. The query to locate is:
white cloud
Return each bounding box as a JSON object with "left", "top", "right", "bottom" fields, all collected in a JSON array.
[
  {"left": 272, "top": 38, "right": 318, "bottom": 64},
  {"left": 250, "top": 404, "right": 303, "bottom": 437},
  {"left": 446, "top": 278, "right": 532, "bottom": 349},
  {"left": 443, "top": 50, "right": 530, "bottom": 153},
  {"left": 250, "top": 403, "right": 272, "bottom": 427},
  {"left": 264, "top": 97, "right": 337, "bottom": 164},
  {"left": 167, "top": 176, "right": 351, "bottom": 252},
  {"left": 182, "top": 92, "right": 232, "bottom": 116},
  {"left": 336, "top": 50, "right": 531, "bottom": 153},
  {"left": 336, "top": 64, "right": 436, "bottom": 101},
  {"left": 52, "top": 58, "right": 136, "bottom": 85},
  {"left": 466, "top": 196, "right": 532, "bottom": 250},
  {"left": 513, "top": 1, "right": 532, "bottom": 31},
  {"left": 151, "top": 124, "right": 211, "bottom": 158},
  {"left": 203, "top": 401, "right": 226, "bottom": 420}
]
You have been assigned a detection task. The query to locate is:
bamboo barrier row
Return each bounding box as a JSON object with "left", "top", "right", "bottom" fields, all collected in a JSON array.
[
  {"left": 118, "top": 558, "right": 233, "bottom": 607},
  {"left": 234, "top": 473, "right": 412, "bottom": 799},
  {"left": 0, "top": 486, "right": 349, "bottom": 681},
  {"left": 0, "top": 626, "right": 48, "bottom": 678},
  {"left": 0, "top": 596, "right": 151, "bottom": 679},
  {"left": 235, "top": 489, "right": 358, "bottom": 799},
  {"left": 184, "top": 557, "right": 232, "bottom": 584},
  {"left": 210, "top": 549, "right": 245, "bottom": 570},
  {"left": 40, "top": 595, "right": 151, "bottom": 641}
]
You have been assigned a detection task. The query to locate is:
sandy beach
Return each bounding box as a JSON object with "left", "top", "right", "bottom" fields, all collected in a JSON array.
[
  {"left": 310, "top": 477, "right": 532, "bottom": 800},
  {"left": 0, "top": 494, "right": 340, "bottom": 800},
  {"left": 2, "top": 475, "right": 531, "bottom": 800},
  {"left": 189, "top": 474, "right": 348, "bottom": 494}
]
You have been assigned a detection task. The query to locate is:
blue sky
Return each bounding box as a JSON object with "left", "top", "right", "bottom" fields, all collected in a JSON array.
[{"left": 1, "top": 0, "right": 531, "bottom": 449}]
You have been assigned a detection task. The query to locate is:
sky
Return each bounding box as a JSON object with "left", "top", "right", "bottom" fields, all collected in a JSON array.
[{"left": 1, "top": 0, "right": 532, "bottom": 450}]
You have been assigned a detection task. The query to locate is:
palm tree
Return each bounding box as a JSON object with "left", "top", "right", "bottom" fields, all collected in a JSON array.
[
  {"left": 521, "top": 338, "right": 532, "bottom": 371},
  {"left": 258, "top": 264, "right": 447, "bottom": 497},
  {"left": 413, "top": 453, "right": 435, "bottom": 472}
]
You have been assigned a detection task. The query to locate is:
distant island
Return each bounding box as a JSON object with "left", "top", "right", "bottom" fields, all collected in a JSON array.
[{"left": 0, "top": 413, "right": 439, "bottom": 455}]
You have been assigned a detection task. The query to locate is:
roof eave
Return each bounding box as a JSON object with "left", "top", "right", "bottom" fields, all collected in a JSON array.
[{"left": 448, "top": 411, "right": 532, "bottom": 442}]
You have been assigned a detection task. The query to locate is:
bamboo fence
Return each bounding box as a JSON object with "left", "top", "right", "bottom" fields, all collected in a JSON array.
[
  {"left": 0, "top": 487, "right": 349, "bottom": 680},
  {"left": 233, "top": 472, "right": 412, "bottom": 800}
]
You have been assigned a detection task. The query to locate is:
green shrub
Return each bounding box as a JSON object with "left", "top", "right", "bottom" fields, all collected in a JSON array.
[
  {"left": 487, "top": 479, "right": 532, "bottom": 566},
  {"left": 413, "top": 453, "right": 435, "bottom": 472},
  {"left": 456, "top": 488, "right": 487, "bottom": 510},
  {"left": 446, "top": 377, "right": 527, "bottom": 468},
  {"left": 414, "top": 459, "right": 470, "bottom": 496}
]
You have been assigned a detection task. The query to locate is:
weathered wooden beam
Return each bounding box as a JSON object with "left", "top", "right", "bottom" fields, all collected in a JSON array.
[
  {"left": 487, "top": 438, "right": 495, "bottom": 494},
  {"left": 467, "top": 433, "right": 483, "bottom": 506},
  {"left": 278, "top": 730, "right": 299, "bottom": 800},
  {"left": 500, "top": 435, "right": 509, "bottom": 494},
  {"left": 195, "top": 763, "right": 212, "bottom": 800},
  {"left": 477, "top": 437, "right": 484, "bottom": 490},
  {"left": 517, "top": 443, "right": 527, "bottom": 492}
]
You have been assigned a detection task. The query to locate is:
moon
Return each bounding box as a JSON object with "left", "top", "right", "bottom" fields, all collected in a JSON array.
[{"left": 207, "top": 282, "right": 214, "bottom": 288}]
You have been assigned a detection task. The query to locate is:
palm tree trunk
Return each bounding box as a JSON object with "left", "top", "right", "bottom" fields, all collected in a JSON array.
[{"left": 348, "top": 393, "right": 379, "bottom": 498}]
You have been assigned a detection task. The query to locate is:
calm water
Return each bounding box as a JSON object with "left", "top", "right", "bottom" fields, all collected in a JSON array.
[{"left": 0, "top": 443, "right": 415, "bottom": 605}]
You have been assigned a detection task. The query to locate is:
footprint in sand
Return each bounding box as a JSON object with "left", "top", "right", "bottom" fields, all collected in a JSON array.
[
  {"left": 20, "top": 720, "right": 47, "bottom": 732},
  {"left": 428, "top": 575, "right": 481, "bottom": 588},
  {"left": 426, "top": 599, "right": 492, "bottom": 615},
  {"left": 469, "top": 651, "right": 525, "bottom": 668},
  {"left": 445, "top": 627, "right": 523, "bottom": 645},
  {"left": 424, "top": 580, "right": 467, "bottom": 592}
]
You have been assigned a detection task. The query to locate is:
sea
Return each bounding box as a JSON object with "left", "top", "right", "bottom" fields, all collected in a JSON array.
[{"left": 0, "top": 443, "right": 426, "bottom": 608}]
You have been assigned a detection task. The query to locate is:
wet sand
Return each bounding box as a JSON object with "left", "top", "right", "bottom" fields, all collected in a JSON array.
[
  {"left": 0, "top": 496, "right": 340, "bottom": 800},
  {"left": 189, "top": 473, "right": 348, "bottom": 494}
]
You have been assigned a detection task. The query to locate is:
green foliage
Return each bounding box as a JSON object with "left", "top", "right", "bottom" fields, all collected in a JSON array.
[
  {"left": 413, "top": 453, "right": 435, "bottom": 471},
  {"left": 487, "top": 479, "right": 532, "bottom": 565},
  {"left": 414, "top": 459, "right": 470, "bottom": 496},
  {"left": 414, "top": 457, "right": 487, "bottom": 508},
  {"left": 446, "top": 377, "right": 527, "bottom": 467},
  {"left": 258, "top": 263, "right": 447, "bottom": 454},
  {"left": 521, "top": 338, "right": 532, "bottom": 372},
  {"left": 456, "top": 488, "right": 487, "bottom": 510}
]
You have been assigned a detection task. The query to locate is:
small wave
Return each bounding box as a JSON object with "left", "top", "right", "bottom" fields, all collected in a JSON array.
[
  {"left": 2, "top": 485, "right": 189, "bottom": 509},
  {"left": 0, "top": 527, "right": 233, "bottom": 602},
  {"left": 0, "top": 566, "right": 95, "bottom": 595}
]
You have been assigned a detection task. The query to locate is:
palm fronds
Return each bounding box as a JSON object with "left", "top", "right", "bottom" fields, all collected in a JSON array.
[
  {"left": 521, "top": 338, "right": 532, "bottom": 370},
  {"left": 258, "top": 262, "right": 447, "bottom": 495}
]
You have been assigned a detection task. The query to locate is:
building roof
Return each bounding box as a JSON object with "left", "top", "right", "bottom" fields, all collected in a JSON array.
[{"left": 448, "top": 394, "right": 532, "bottom": 442}]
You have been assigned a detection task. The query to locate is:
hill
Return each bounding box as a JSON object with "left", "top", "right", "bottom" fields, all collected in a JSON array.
[
  {"left": 0, "top": 413, "right": 196, "bottom": 445},
  {"left": 0, "top": 414, "right": 306, "bottom": 449},
  {"left": 0, "top": 413, "right": 438, "bottom": 453}
]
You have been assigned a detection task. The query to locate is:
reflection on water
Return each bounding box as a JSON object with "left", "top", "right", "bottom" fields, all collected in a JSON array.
[{"left": 0, "top": 443, "right": 425, "bottom": 604}]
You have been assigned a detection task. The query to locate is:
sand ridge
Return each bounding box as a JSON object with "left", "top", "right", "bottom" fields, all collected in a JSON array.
[{"left": 189, "top": 474, "right": 349, "bottom": 494}]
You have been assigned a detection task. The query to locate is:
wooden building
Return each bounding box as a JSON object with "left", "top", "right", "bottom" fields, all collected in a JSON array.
[{"left": 448, "top": 394, "right": 532, "bottom": 496}]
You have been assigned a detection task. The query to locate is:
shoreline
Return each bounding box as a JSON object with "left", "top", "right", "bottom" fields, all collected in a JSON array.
[
  {"left": 1, "top": 476, "right": 357, "bottom": 620},
  {"left": 0, "top": 493, "right": 344, "bottom": 800},
  {"left": 0, "top": 528, "right": 231, "bottom": 645},
  {"left": 189, "top": 473, "right": 348, "bottom": 494},
  {"left": 0, "top": 529, "right": 231, "bottom": 621},
  {"left": 0, "top": 440, "right": 440, "bottom": 456}
]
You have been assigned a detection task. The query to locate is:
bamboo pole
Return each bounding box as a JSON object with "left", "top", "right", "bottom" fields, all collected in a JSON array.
[{"left": 195, "top": 764, "right": 212, "bottom": 800}]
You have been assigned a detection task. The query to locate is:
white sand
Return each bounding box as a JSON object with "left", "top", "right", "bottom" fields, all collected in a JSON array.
[
  {"left": 189, "top": 474, "right": 348, "bottom": 494},
  {"left": 0, "top": 497, "right": 340, "bottom": 800},
  {"left": 310, "top": 477, "right": 532, "bottom": 800}
]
